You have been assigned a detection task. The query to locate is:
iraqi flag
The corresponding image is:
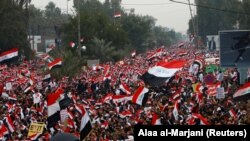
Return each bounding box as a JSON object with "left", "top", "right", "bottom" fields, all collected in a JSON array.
[
  {"left": 79, "top": 106, "right": 92, "bottom": 141},
  {"left": 114, "top": 12, "right": 121, "bottom": 18},
  {"left": 24, "top": 85, "right": 32, "bottom": 94},
  {"left": 147, "top": 48, "right": 163, "bottom": 60},
  {"left": 131, "top": 50, "right": 136, "bottom": 58},
  {"left": 141, "top": 60, "right": 186, "bottom": 87},
  {"left": 69, "top": 41, "right": 76, "bottom": 48},
  {"left": 151, "top": 113, "right": 162, "bottom": 125},
  {"left": 43, "top": 73, "right": 51, "bottom": 82},
  {"left": 207, "top": 82, "right": 221, "bottom": 96},
  {"left": 119, "top": 110, "right": 132, "bottom": 118},
  {"left": 119, "top": 83, "right": 131, "bottom": 94},
  {"left": 0, "top": 124, "right": 8, "bottom": 137},
  {"left": 178, "top": 42, "right": 185, "bottom": 48},
  {"left": 192, "top": 113, "right": 209, "bottom": 125},
  {"left": 103, "top": 65, "right": 110, "bottom": 76},
  {"left": 3, "top": 115, "right": 15, "bottom": 133},
  {"left": 0, "top": 64, "right": 7, "bottom": 70},
  {"left": 101, "top": 93, "right": 113, "bottom": 103},
  {"left": 48, "top": 58, "right": 62, "bottom": 70},
  {"left": 112, "top": 95, "right": 132, "bottom": 104},
  {"left": 47, "top": 89, "right": 64, "bottom": 128},
  {"left": 28, "top": 133, "right": 42, "bottom": 141},
  {"left": 179, "top": 50, "right": 188, "bottom": 56},
  {"left": 41, "top": 54, "right": 50, "bottom": 60},
  {"left": 229, "top": 109, "right": 237, "bottom": 119},
  {"left": 233, "top": 82, "right": 250, "bottom": 101},
  {"left": 131, "top": 86, "right": 149, "bottom": 106},
  {"left": 173, "top": 101, "right": 179, "bottom": 120},
  {"left": 0, "top": 48, "right": 18, "bottom": 63}
]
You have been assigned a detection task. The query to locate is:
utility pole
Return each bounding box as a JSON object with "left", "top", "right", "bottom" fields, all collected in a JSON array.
[
  {"left": 67, "top": 0, "right": 69, "bottom": 15},
  {"left": 195, "top": 3, "right": 199, "bottom": 48},
  {"left": 187, "top": 0, "right": 196, "bottom": 45},
  {"left": 78, "top": 0, "right": 81, "bottom": 57}
]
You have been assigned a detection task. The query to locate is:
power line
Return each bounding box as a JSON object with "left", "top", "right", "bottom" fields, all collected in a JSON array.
[
  {"left": 169, "top": 0, "right": 250, "bottom": 16},
  {"left": 121, "top": 3, "right": 174, "bottom": 6}
]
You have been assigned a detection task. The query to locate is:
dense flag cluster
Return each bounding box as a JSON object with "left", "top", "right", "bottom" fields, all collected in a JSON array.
[{"left": 0, "top": 41, "right": 249, "bottom": 141}]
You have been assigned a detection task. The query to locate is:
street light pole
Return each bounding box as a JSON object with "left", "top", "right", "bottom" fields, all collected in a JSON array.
[
  {"left": 78, "top": 0, "right": 81, "bottom": 57},
  {"left": 188, "top": 0, "right": 195, "bottom": 36},
  {"left": 67, "top": 0, "right": 69, "bottom": 15}
]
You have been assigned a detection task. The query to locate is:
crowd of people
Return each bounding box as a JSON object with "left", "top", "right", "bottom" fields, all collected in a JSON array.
[{"left": 0, "top": 44, "right": 249, "bottom": 141}]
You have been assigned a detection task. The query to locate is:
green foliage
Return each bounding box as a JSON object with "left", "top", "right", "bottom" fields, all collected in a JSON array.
[
  {"left": 239, "top": 0, "right": 250, "bottom": 29},
  {"left": 0, "top": 0, "right": 33, "bottom": 59},
  {"left": 48, "top": 47, "right": 87, "bottom": 79},
  {"left": 28, "top": 2, "right": 69, "bottom": 40},
  {"left": 188, "top": 0, "right": 249, "bottom": 41},
  {"left": 0, "top": 0, "right": 184, "bottom": 78},
  {"left": 121, "top": 14, "right": 155, "bottom": 52},
  {"left": 55, "top": 0, "right": 184, "bottom": 77}
]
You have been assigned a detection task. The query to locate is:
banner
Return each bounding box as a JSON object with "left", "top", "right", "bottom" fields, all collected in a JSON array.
[
  {"left": 60, "top": 109, "right": 68, "bottom": 123},
  {"left": 27, "top": 122, "right": 45, "bottom": 137},
  {"left": 216, "top": 87, "right": 225, "bottom": 99}
]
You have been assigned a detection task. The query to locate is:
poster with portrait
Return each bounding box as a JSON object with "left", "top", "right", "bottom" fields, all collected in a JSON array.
[
  {"left": 219, "top": 30, "right": 250, "bottom": 67},
  {"left": 206, "top": 35, "right": 220, "bottom": 52},
  {"left": 45, "top": 40, "right": 56, "bottom": 53}
]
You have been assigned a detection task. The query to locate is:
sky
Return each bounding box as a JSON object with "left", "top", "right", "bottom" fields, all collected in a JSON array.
[{"left": 31, "top": 0, "right": 196, "bottom": 34}]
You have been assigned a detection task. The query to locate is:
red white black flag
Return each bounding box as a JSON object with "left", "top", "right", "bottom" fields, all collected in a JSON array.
[
  {"left": 141, "top": 60, "right": 186, "bottom": 86},
  {"left": 0, "top": 48, "right": 18, "bottom": 62}
]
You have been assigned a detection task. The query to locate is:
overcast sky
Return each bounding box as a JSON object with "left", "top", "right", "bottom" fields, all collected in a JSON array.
[{"left": 31, "top": 0, "right": 195, "bottom": 34}]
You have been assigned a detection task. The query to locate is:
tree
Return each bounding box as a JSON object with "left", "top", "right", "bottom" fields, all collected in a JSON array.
[
  {"left": 239, "top": 0, "right": 250, "bottom": 29},
  {"left": 121, "top": 14, "right": 156, "bottom": 52},
  {"left": 57, "top": 0, "right": 183, "bottom": 77},
  {"left": 188, "top": 0, "right": 241, "bottom": 41},
  {"left": 87, "top": 37, "right": 116, "bottom": 62},
  {"left": 0, "top": 0, "right": 33, "bottom": 59}
]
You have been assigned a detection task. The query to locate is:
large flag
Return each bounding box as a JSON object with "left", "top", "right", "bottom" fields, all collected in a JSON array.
[
  {"left": 0, "top": 48, "right": 18, "bottom": 62},
  {"left": 233, "top": 82, "right": 250, "bottom": 101},
  {"left": 141, "top": 60, "right": 186, "bottom": 87},
  {"left": 80, "top": 106, "right": 92, "bottom": 141},
  {"left": 48, "top": 58, "right": 62, "bottom": 70},
  {"left": 47, "top": 88, "right": 64, "bottom": 128},
  {"left": 131, "top": 86, "right": 149, "bottom": 106}
]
